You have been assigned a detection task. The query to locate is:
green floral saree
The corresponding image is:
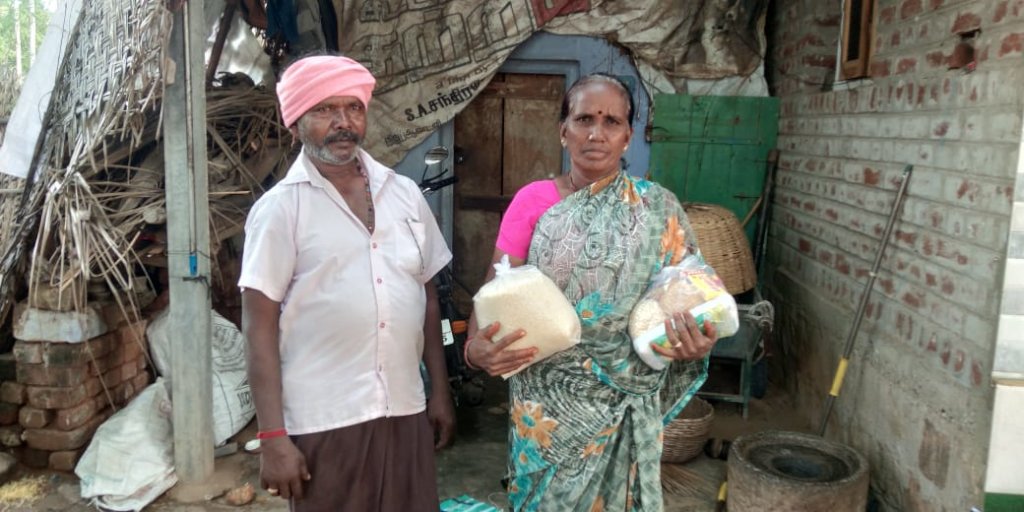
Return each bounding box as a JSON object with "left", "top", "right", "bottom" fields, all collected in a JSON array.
[{"left": 507, "top": 172, "right": 708, "bottom": 511}]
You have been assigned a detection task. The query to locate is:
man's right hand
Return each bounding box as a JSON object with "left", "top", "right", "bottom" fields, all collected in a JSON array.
[
  {"left": 259, "top": 436, "right": 311, "bottom": 500},
  {"left": 465, "top": 322, "right": 536, "bottom": 377}
]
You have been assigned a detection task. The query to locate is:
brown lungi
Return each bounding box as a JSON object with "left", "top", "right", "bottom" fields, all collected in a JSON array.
[{"left": 289, "top": 412, "right": 439, "bottom": 512}]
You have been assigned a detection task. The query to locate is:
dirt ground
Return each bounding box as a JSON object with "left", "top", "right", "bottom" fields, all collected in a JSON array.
[{"left": 0, "top": 376, "right": 809, "bottom": 511}]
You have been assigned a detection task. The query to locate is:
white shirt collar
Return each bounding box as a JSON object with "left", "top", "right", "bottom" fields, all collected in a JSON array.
[{"left": 280, "top": 147, "right": 394, "bottom": 194}]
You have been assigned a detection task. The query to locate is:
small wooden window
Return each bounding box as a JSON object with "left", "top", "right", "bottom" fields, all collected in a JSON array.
[{"left": 840, "top": 0, "right": 874, "bottom": 79}]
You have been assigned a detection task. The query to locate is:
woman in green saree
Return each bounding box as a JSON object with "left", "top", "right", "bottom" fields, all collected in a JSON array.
[{"left": 465, "top": 74, "right": 718, "bottom": 511}]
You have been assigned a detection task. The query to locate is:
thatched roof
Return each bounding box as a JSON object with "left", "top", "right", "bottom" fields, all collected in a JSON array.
[{"left": 0, "top": 0, "right": 290, "bottom": 328}]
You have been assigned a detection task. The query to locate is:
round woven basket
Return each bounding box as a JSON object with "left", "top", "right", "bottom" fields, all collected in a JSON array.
[
  {"left": 662, "top": 397, "right": 714, "bottom": 464},
  {"left": 683, "top": 203, "right": 757, "bottom": 295}
]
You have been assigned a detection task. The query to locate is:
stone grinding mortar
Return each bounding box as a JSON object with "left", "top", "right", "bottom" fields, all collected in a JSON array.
[{"left": 726, "top": 430, "right": 869, "bottom": 511}]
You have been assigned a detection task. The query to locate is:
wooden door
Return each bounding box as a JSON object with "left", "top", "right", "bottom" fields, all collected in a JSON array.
[
  {"left": 452, "top": 73, "right": 564, "bottom": 312},
  {"left": 648, "top": 94, "right": 780, "bottom": 245}
]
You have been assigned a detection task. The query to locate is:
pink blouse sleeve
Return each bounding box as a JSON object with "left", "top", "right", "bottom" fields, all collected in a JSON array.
[{"left": 496, "top": 180, "right": 561, "bottom": 259}]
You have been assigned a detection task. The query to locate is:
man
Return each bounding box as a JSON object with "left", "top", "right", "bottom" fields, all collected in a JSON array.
[{"left": 238, "top": 55, "right": 455, "bottom": 511}]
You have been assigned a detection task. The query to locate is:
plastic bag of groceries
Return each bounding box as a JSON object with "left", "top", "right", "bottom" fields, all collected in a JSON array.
[
  {"left": 473, "top": 255, "right": 581, "bottom": 378},
  {"left": 628, "top": 255, "right": 739, "bottom": 370}
]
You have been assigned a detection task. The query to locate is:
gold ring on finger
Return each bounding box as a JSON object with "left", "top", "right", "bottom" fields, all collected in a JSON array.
[{"left": 268, "top": 488, "right": 279, "bottom": 495}]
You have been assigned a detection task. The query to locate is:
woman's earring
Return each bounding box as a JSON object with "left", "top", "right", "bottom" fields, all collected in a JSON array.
[
  {"left": 561, "top": 138, "right": 567, "bottom": 147},
  {"left": 624, "top": 145, "right": 629, "bottom": 151}
]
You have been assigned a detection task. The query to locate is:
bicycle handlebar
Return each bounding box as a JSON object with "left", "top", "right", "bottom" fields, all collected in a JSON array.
[{"left": 420, "top": 176, "right": 459, "bottom": 194}]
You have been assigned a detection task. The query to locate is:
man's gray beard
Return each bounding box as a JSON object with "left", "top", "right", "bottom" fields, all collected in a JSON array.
[
  {"left": 297, "top": 119, "right": 361, "bottom": 166},
  {"left": 305, "top": 140, "right": 359, "bottom": 166}
]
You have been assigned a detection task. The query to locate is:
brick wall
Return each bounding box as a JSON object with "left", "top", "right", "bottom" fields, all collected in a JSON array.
[
  {"left": 766, "top": 0, "right": 1023, "bottom": 510},
  {"left": 0, "top": 303, "right": 151, "bottom": 471}
]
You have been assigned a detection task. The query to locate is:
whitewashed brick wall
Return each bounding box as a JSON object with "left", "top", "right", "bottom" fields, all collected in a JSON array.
[{"left": 766, "top": 0, "right": 1023, "bottom": 510}]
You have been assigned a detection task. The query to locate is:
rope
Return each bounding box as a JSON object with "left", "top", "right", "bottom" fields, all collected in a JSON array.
[{"left": 743, "top": 299, "right": 774, "bottom": 333}]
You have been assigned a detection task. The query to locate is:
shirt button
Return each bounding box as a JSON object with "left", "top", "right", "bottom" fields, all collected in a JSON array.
[
  {"left": 372, "top": 242, "right": 378, "bottom": 249},
  {"left": 376, "top": 278, "right": 382, "bottom": 284},
  {"left": 379, "top": 322, "right": 386, "bottom": 329}
]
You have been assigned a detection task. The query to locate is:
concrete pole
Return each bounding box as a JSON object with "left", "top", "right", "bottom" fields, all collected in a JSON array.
[{"left": 163, "top": 0, "right": 214, "bottom": 482}]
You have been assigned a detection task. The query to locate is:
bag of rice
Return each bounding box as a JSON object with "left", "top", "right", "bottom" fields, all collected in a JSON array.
[
  {"left": 473, "top": 255, "right": 582, "bottom": 378},
  {"left": 629, "top": 254, "right": 739, "bottom": 370}
]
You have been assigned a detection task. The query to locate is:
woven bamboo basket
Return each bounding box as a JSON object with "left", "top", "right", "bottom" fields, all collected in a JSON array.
[
  {"left": 683, "top": 203, "right": 757, "bottom": 295},
  {"left": 662, "top": 397, "right": 714, "bottom": 463}
]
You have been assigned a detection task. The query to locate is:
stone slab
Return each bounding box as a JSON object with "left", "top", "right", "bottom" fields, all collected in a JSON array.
[{"left": 13, "top": 302, "right": 108, "bottom": 343}]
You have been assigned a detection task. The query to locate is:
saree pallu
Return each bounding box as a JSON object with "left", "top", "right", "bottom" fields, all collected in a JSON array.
[{"left": 507, "top": 172, "right": 708, "bottom": 511}]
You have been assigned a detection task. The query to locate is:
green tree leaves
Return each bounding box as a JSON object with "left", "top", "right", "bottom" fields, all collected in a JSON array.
[{"left": 0, "top": 0, "right": 52, "bottom": 78}]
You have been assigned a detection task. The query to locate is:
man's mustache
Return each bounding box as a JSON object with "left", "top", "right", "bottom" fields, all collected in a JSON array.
[{"left": 323, "top": 130, "right": 361, "bottom": 144}]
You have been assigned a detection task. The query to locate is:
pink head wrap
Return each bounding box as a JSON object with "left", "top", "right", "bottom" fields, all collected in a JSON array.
[{"left": 276, "top": 56, "right": 377, "bottom": 127}]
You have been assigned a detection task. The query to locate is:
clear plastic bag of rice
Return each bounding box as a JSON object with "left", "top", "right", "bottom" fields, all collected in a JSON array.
[
  {"left": 473, "top": 255, "right": 582, "bottom": 378},
  {"left": 628, "top": 255, "right": 739, "bottom": 370}
]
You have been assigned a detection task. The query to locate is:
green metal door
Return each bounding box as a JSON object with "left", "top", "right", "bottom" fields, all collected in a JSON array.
[{"left": 649, "top": 94, "right": 779, "bottom": 245}]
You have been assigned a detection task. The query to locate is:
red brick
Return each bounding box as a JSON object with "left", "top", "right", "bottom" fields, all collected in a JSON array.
[
  {"left": 131, "top": 372, "right": 151, "bottom": 395},
  {"left": 83, "top": 377, "right": 103, "bottom": 398},
  {"left": 54, "top": 399, "right": 98, "bottom": 431},
  {"left": 120, "top": 362, "right": 138, "bottom": 382},
  {"left": 24, "top": 409, "right": 108, "bottom": 451},
  {"left": 926, "top": 51, "right": 946, "bottom": 68},
  {"left": 115, "top": 373, "right": 152, "bottom": 405},
  {"left": 0, "top": 382, "right": 26, "bottom": 405},
  {"left": 113, "top": 381, "right": 135, "bottom": 406},
  {"left": 123, "top": 336, "right": 145, "bottom": 363},
  {"left": 0, "top": 403, "right": 18, "bottom": 426},
  {"left": 1000, "top": 33, "right": 1024, "bottom": 57},
  {"left": 19, "top": 407, "right": 53, "bottom": 429},
  {"left": 13, "top": 341, "right": 43, "bottom": 364},
  {"left": 897, "top": 57, "right": 918, "bottom": 74},
  {"left": 879, "top": 6, "right": 896, "bottom": 24},
  {"left": 49, "top": 449, "right": 82, "bottom": 472},
  {"left": 26, "top": 384, "right": 91, "bottom": 410},
  {"left": 18, "top": 364, "right": 91, "bottom": 387},
  {"left": 951, "top": 13, "right": 981, "bottom": 34},
  {"left": 100, "top": 366, "right": 123, "bottom": 389},
  {"left": 870, "top": 60, "right": 892, "bottom": 77},
  {"left": 802, "top": 54, "right": 836, "bottom": 68},
  {"left": 901, "top": 0, "right": 923, "bottom": 19},
  {"left": 42, "top": 334, "right": 116, "bottom": 366},
  {"left": 99, "top": 302, "right": 140, "bottom": 329},
  {"left": 118, "top": 320, "right": 148, "bottom": 348},
  {"left": 88, "top": 352, "right": 121, "bottom": 377},
  {"left": 994, "top": 1, "right": 1009, "bottom": 23}
]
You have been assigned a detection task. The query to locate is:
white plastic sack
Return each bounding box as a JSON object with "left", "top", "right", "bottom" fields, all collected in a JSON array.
[
  {"left": 629, "top": 255, "right": 739, "bottom": 370},
  {"left": 146, "top": 309, "right": 254, "bottom": 446},
  {"left": 473, "top": 255, "right": 581, "bottom": 378},
  {"left": 76, "top": 379, "right": 177, "bottom": 511}
]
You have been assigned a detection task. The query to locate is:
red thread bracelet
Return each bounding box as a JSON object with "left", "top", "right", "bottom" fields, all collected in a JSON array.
[
  {"left": 256, "top": 428, "right": 288, "bottom": 440},
  {"left": 463, "top": 337, "right": 480, "bottom": 370}
]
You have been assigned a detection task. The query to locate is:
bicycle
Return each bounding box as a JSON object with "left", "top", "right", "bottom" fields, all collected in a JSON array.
[{"left": 418, "top": 146, "right": 485, "bottom": 407}]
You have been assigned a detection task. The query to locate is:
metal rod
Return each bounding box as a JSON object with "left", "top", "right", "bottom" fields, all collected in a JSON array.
[
  {"left": 753, "top": 149, "right": 780, "bottom": 278},
  {"left": 819, "top": 164, "right": 913, "bottom": 436},
  {"left": 205, "top": 2, "right": 236, "bottom": 87}
]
